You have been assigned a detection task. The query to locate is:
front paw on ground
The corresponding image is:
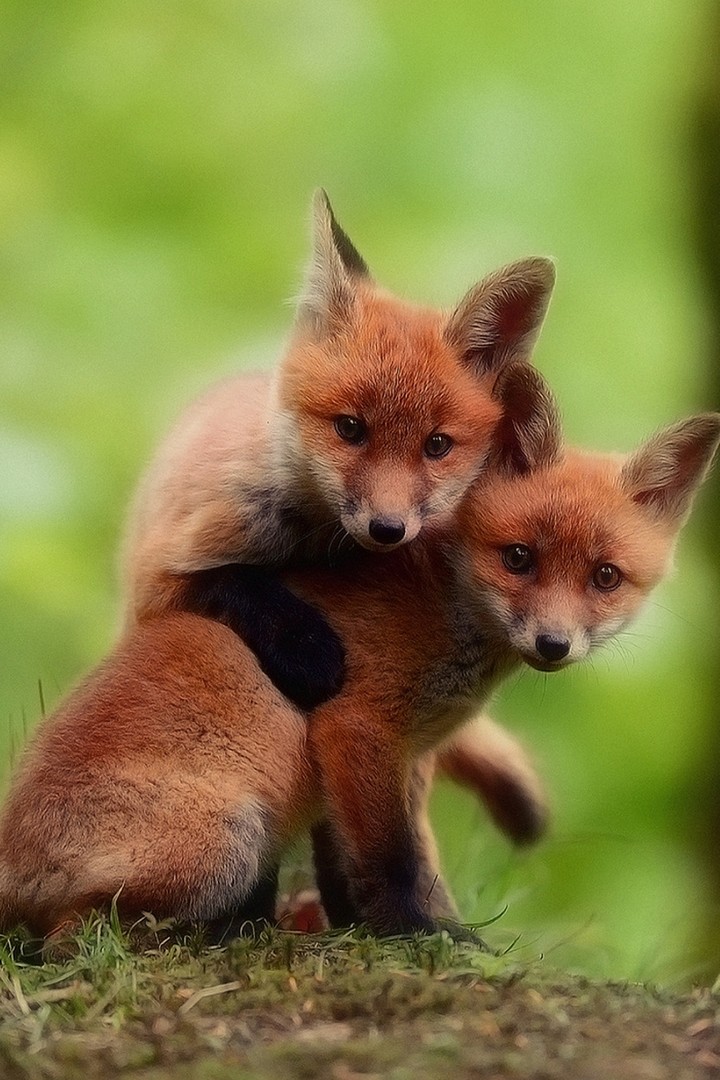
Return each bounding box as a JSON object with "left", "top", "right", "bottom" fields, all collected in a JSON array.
[{"left": 432, "top": 918, "right": 491, "bottom": 949}]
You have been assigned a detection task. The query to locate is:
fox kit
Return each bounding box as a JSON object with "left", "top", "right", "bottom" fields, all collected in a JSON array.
[
  {"left": 2, "top": 365, "right": 716, "bottom": 941},
  {"left": 123, "top": 191, "right": 555, "bottom": 706}
]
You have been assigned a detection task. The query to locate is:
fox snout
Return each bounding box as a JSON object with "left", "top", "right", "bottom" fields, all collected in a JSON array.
[
  {"left": 341, "top": 506, "right": 422, "bottom": 551},
  {"left": 340, "top": 468, "right": 426, "bottom": 551},
  {"left": 520, "top": 625, "right": 589, "bottom": 671},
  {"left": 535, "top": 633, "right": 571, "bottom": 663},
  {"left": 368, "top": 518, "right": 406, "bottom": 546}
]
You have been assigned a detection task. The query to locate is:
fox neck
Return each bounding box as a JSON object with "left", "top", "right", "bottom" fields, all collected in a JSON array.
[
  {"left": 410, "top": 547, "right": 520, "bottom": 751},
  {"left": 447, "top": 580, "right": 518, "bottom": 696},
  {"left": 263, "top": 378, "right": 342, "bottom": 562}
]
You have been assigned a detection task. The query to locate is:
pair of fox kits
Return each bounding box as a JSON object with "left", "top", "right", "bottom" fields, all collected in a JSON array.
[{"left": 0, "top": 193, "right": 718, "bottom": 944}]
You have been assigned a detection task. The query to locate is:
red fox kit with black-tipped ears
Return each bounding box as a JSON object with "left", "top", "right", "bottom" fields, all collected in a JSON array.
[
  {"left": 122, "top": 191, "right": 555, "bottom": 707},
  {"left": 1, "top": 365, "right": 717, "bottom": 942}
]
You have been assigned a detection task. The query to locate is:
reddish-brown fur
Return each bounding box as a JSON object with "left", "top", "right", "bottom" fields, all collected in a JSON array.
[
  {"left": 437, "top": 715, "right": 549, "bottom": 845},
  {"left": 120, "top": 193, "right": 558, "bottom": 862},
  {"left": 0, "top": 616, "right": 318, "bottom": 935},
  {"left": 279, "top": 286, "right": 503, "bottom": 537},
  {"left": 123, "top": 192, "right": 555, "bottom": 623},
  {"left": 2, "top": 367, "right": 716, "bottom": 939}
]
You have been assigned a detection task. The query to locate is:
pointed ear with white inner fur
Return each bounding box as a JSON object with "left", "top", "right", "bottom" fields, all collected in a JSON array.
[
  {"left": 490, "top": 362, "right": 562, "bottom": 476},
  {"left": 621, "top": 413, "right": 720, "bottom": 527},
  {"left": 444, "top": 257, "right": 555, "bottom": 377},
  {"left": 295, "top": 189, "right": 372, "bottom": 337}
]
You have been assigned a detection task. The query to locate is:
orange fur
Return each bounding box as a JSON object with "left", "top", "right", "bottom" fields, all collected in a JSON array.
[
  {"left": 437, "top": 716, "right": 549, "bottom": 846},
  {"left": 2, "top": 368, "right": 715, "bottom": 939},
  {"left": 123, "top": 192, "right": 554, "bottom": 625},
  {"left": 0, "top": 615, "right": 317, "bottom": 936},
  {"left": 122, "top": 194, "right": 556, "bottom": 855}
]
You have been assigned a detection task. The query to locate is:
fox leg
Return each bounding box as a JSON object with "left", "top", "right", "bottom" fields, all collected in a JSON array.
[
  {"left": 311, "top": 759, "right": 459, "bottom": 928},
  {"left": 407, "top": 757, "right": 487, "bottom": 946},
  {"left": 41, "top": 864, "right": 281, "bottom": 954},
  {"left": 437, "top": 715, "right": 549, "bottom": 846},
  {"left": 310, "top": 714, "right": 435, "bottom": 936},
  {"left": 407, "top": 755, "right": 459, "bottom": 922},
  {"left": 310, "top": 820, "right": 359, "bottom": 927},
  {"left": 309, "top": 712, "right": 475, "bottom": 940},
  {"left": 16, "top": 796, "right": 273, "bottom": 941},
  {"left": 206, "top": 864, "right": 280, "bottom": 944},
  {"left": 176, "top": 565, "right": 346, "bottom": 710},
  {"left": 113, "top": 799, "right": 272, "bottom": 927}
]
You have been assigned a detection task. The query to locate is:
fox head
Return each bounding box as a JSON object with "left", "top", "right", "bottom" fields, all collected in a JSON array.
[
  {"left": 276, "top": 190, "right": 555, "bottom": 551},
  {"left": 460, "top": 364, "right": 720, "bottom": 671}
]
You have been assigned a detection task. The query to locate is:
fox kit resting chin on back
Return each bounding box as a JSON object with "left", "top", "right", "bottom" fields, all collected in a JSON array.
[
  {"left": 2, "top": 365, "right": 717, "bottom": 942},
  {"left": 123, "top": 191, "right": 555, "bottom": 707}
]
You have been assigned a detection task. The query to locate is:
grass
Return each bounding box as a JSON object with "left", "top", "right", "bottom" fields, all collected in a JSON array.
[
  {"left": 2, "top": 0, "right": 719, "bottom": 984},
  {"left": 1, "top": 916, "right": 719, "bottom": 1079}
]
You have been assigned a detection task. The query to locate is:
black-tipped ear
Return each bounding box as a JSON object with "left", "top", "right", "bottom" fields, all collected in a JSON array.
[
  {"left": 295, "top": 190, "right": 371, "bottom": 336},
  {"left": 444, "top": 257, "right": 555, "bottom": 376},
  {"left": 620, "top": 413, "right": 720, "bottom": 526},
  {"left": 491, "top": 363, "right": 562, "bottom": 475}
]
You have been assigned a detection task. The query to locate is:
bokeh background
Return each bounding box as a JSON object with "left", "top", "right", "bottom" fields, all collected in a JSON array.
[{"left": 1, "top": 1, "right": 718, "bottom": 984}]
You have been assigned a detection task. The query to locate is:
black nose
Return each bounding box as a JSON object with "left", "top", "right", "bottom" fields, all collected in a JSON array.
[
  {"left": 368, "top": 518, "right": 406, "bottom": 545},
  {"left": 535, "top": 633, "right": 571, "bottom": 662}
]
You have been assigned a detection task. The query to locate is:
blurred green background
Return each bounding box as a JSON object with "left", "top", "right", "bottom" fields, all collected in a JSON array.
[{"left": 1, "top": 1, "right": 718, "bottom": 984}]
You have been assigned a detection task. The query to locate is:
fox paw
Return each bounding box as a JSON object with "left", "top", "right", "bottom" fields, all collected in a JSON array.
[{"left": 433, "top": 918, "right": 490, "bottom": 949}]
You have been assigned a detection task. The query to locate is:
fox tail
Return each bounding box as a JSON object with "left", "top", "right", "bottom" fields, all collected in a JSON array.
[{"left": 438, "top": 715, "right": 550, "bottom": 846}]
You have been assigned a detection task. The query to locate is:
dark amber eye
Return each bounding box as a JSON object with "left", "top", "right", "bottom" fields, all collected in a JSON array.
[
  {"left": 502, "top": 544, "right": 533, "bottom": 573},
  {"left": 424, "top": 433, "right": 453, "bottom": 459},
  {"left": 593, "top": 564, "right": 622, "bottom": 591},
  {"left": 334, "top": 415, "right": 366, "bottom": 444}
]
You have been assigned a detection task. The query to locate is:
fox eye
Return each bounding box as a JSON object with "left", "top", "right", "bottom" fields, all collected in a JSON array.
[
  {"left": 593, "top": 563, "right": 622, "bottom": 591},
  {"left": 502, "top": 544, "right": 533, "bottom": 573},
  {"left": 334, "top": 415, "right": 366, "bottom": 444},
  {"left": 425, "top": 433, "right": 453, "bottom": 459}
]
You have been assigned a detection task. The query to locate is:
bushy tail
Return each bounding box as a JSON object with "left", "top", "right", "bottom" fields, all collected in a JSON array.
[{"left": 437, "top": 715, "right": 550, "bottom": 846}]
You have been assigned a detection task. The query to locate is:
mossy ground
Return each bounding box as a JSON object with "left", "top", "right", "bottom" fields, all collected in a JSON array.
[{"left": 0, "top": 917, "right": 719, "bottom": 1079}]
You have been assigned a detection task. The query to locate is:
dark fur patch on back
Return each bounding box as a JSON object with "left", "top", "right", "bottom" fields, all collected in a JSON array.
[{"left": 179, "top": 564, "right": 347, "bottom": 710}]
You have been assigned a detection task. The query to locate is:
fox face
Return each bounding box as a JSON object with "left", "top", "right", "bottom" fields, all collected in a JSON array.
[
  {"left": 460, "top": 365, "right": 720, "bottom": 672},
  {"left": 281, "top": 294, "right": 504, "bottom": 549},
  {"left": 276, "top": 192, "right": 555, "bottom": 551}
]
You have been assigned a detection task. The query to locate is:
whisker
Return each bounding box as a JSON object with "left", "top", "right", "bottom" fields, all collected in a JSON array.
[
  {"left": 607, "top": 641, "right": 634, "bottom": 675},
  {"left": 285, "top": 518, "right": 336, "bottom": 554},
  {"left": 336, "top": 531, "right": 355, "bottom": 559},
  {"left": 645, "top": 599, "right": 699, "bottom": 630},
  {"left": 327, "top": 524, "right": 352, "bottom": 568},
  {"left": 584, "top": 656, "right": 601, "bottom": 687},
  {"left": 326, "top": 526, "right": 341, "bottom": 567}
]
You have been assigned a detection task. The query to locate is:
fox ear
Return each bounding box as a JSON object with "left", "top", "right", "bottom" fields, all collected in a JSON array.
[
  {"left": 490, "top": 363, "right": 562, "bottom": 475},
  {"left": 295, "top": 189, "right": 371, "bottom": 336},
  {"left": 620, "top": 413, "right": 720, "bottom": 526},
  {"left": 444, "top": 257, "right": 555, "bottom": 377}
]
